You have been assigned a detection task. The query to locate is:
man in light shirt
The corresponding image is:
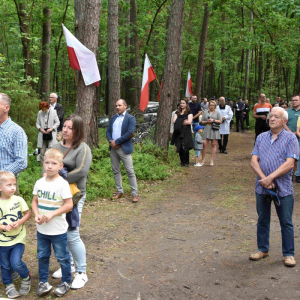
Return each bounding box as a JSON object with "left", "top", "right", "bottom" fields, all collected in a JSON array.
[
  {"left": 106, "top": 99, "right": 138, "bottom": 203},
  {"left": 49, "top": 93, "right": 65, "bottom": 132}
]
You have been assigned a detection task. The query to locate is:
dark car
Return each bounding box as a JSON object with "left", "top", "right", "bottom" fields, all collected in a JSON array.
[{"left": 98, "top": 115, "right": 109, "bottom": 128}]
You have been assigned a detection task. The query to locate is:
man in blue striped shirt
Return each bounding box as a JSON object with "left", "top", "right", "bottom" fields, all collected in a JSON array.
[
  {"left": 249, "top": 107, "right": 299, "bottom": 267},
  {"left": 0, "top": 93, "right": 27, "bottom": 179}
]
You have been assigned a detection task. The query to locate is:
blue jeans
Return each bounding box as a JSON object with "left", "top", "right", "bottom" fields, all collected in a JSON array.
[
  {"left": 256, "top": 192, "right": 294, "bottom": 256},
  {"left": 67, "top": 193, "right": 87, "bottom": 273},
  {"left": 195, "top": 150, "right": 201, "bottom": 157},
  {"left": 0, "top": 243, "right": 29, "bottom": 285},
  {"left": 37, "top": 232, "right": 71, "bottom": 283}
]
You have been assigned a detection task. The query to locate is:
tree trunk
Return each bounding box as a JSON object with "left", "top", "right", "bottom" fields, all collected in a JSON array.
[
  {"left": 194, "top": 3, "right": 210, "bottom": 100},
  {"left": 130, "top": 0, "right": 141, "bottom": 109},
  {"left": 243, "top": 11, "right": 253, "bottom": 100},
  {"left": 40, "top": 3, "right": 51, "bottom": 100},
  {"left": 155, "top": 0, "right": 185, "bottom": 152},
  {"left": 294, "top": 48, "right": 300, "bottom": 95},
  {"left": 107, "top": 0, "right": 121, "bottom": 117},
  {"left": 257, "top": 45, "right": 263, "bottom": 92},
  {"left": 220, "top": 12, "right": 226, "bottom": 97},
  {"left": 74, "top": 0, "right": 101, "bottom": 148},
  {"left": 14, "top": 1, "right": 34, "bottom": 82}
]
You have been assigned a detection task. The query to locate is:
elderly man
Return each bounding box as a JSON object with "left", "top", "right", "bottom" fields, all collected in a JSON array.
[
  {"left": 217, "top": 97, "right": 233, "bottom": 154},
  {"left": 49, "top": 93, "right": 65, "bottom": 132},
  {"left": 106, "top": 99, "right": 138, "bottom": 203},
  {"left": 284, "top": 95, "right": 300, "bottom": 182},
  {"left": 188, "top": 95, "right": 202, "bottom": 133},
  {"left": 250, "top": 107, "right": 299, "bottom": 267},
  {"left": 253, "top": 93, "right": 272, "bottom": 140}
]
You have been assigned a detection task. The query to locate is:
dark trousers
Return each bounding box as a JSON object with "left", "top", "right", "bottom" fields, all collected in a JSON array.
[
  {"left": 244, "top": 114, "right": 249, "bottom": 128},
  {"left": 236, "top": 114, "right": 244, "bottom": 131},
  {"left": 218, "top": 134, "right": 229, "bottom": 151},
  {"left": 255, "top": 121, "right": 269, "bottom": 140},
  {"left": 179, "top": 149, "right": 190, "bottom": 165}
]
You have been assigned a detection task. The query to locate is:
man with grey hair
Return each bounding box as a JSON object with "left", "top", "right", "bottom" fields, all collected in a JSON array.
[
  {"left": 49, "top": 93, "right": 65, "bottom": 132},
  {"left": 250, "top": 107, "right": 299, "bottom": 267},
  {"left": 0, "top": 93, "right": 27, "bottom": 180}
]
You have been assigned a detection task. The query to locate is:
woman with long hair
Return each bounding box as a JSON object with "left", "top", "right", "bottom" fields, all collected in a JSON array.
[
  {"left": 51, "top": 115, "right": 92, "bottom": 290},
  {"left": 171, "top": 99, "right": 194, "bottom": 167},
  {"left": 200, "top": 100, "right": 222, "bottom": 166}
]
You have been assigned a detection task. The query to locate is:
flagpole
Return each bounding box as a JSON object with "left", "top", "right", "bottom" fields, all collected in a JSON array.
[
  {"left": 73, "top": 69, "right": 78, "bottom": 87},
  {"left": 155, "top": 77, "right": 160, "bottom": 87}
]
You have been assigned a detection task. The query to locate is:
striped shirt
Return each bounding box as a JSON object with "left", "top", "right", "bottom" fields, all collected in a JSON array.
[
  {"left": 252, "top": 129, "right": 299, "bottom": 197},
  {"left": 0, "top": 117, "right": 27, "bottom": 177}
]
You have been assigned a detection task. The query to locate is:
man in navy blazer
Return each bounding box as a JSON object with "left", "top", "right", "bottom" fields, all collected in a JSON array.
[{"left": 106, "top": 99, "right": 138, "bottom": 203}]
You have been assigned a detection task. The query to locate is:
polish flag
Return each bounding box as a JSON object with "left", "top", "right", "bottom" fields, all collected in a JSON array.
[
  {"left": 185, "top": 70, "right": 193, "bottom": 97},
  {"left": 140, "top": 54, "right": 157, "bottom": 111},
  {"left": 62, "top": 24, "right": 100, "bottom": 87}
]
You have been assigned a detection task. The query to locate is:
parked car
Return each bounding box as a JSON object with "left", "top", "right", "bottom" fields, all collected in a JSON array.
[
  {"left": 144, "top": 102, "right": 159, "bottom": 122},
  {"left": 98, "top": 115, "right": 109, "bottom": 128}
]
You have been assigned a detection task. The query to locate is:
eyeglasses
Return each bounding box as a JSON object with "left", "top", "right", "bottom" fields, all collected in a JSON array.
[{"left": 292, "top": 100, "right": 299, "bottom": 102}]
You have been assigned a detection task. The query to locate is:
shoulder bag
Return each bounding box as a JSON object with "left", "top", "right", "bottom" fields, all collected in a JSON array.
[{"left": 42, "top": 111, "right": 53, "bottom": 141}]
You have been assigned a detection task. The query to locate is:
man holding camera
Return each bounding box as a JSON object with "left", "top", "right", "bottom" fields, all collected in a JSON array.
[
  {"left": 217, "top": 97, "right": 233, "bottom": 154},
  {"left": 250, "top": 107, "right": 299, "bottom": 267}
]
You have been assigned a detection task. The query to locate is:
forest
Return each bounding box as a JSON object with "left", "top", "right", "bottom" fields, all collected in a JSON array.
[{"left": 1, "top": 0, "right": 300, "bottom": 149}]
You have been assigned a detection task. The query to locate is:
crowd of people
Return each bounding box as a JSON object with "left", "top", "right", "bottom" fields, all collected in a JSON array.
[{"left": 1, "top": 89, "right": 300, "bottom": 298}]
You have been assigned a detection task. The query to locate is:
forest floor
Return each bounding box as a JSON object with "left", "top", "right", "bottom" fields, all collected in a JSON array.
[{"left": 2, "top": 129, "right": 300, "bottom": 300}]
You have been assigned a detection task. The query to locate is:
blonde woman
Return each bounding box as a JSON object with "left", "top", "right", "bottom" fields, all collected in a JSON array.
[{"left": 200, "top": 100, "right": 222, "bottom": 166}]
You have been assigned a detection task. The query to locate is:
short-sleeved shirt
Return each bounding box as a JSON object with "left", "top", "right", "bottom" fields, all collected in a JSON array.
[
  {"left": 0, "top": 195, "right": 29, "bottom": 246},
  {"left": 33, "top": 176, "right": 72, "bottom": 235},
  {"left": 252, "top": 129, "right": 299, "bottom": 197},
  {"left": 253, "top": 103, "right": 272, "bottom": 126},
  {"left": 287, "top": 107, "right": 300, "bottom": 133},
  {"left": 189, "top": 102, "right": 202, "bottom": 123}
]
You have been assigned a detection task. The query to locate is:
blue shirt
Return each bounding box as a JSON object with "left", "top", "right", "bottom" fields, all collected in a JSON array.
[
  {"left": 0, "top": 117, "right": 28, "bottom": 177},
  {"left": 112, "top": 111, "right": 126, "bottom": 141},
  {"left": 252, "top": 129, "right": 299, "bottom": 197}
]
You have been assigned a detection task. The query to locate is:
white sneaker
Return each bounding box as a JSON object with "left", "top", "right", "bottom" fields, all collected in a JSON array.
[
  {"left": 71, "top": 272, "right": 88, "bottom": 289},
  {"left": 194, "top": 163, "right": 202, "bottom": 167},
  {"left": 52, "top": 265, "right": 75, "bottom": 279}
]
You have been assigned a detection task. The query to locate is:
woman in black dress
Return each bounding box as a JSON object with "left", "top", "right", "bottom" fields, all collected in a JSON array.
[{"left": 171, "top": 99, "right": 194, "bottom": 167}]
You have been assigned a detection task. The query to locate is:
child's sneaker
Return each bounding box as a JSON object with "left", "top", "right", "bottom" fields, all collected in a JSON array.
[
  {"left": 194, "top": 162, "right": 202, "bottom": 167},
  {"left": 19, "top": 274, "right": 31, "bottom": 296},
  {"left": 53, "top": 282, "right": 70, "bottom": 297},
  {"left": 5, "top": 284, "right": 20, "bottom": 299},
  {"left": 37, "top": 282, "right": 52, "bottom": 297}
]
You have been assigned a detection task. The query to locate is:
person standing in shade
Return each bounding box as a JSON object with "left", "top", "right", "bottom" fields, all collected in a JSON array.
[
  {"left": 217, "top": 97, "right": 233, "bottom": 154},
  {"left": 253, "top": 93, "right": 272, "bottom": 141},
  {"left": 285, "top": 95, "right": 300, "bottom": 182},
  {"left": 49, "top": 93, "right": 65, "bottom": 133},
  {"left": 235, "top": 96, "right": 245, "bottom": 132},
  {"left": 106, "top": 99, "right": 138, "bottom": 203},
  {"left": 0, "top": 93, "right": 27, "bottom": 191},
  {"left": 189, "top": 95, "right": 202, "bottom": 134},
  {"left": 243, "top": 99, "right": 251, "bottom": 130},
  {"left": 249, "top": 107, "right": 298, "bottom": 267},
  {"left": 201, "top": 98, "right": 209, "bottom": 112}
]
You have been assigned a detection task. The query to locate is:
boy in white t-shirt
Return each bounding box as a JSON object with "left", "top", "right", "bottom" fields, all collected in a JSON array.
[
  {"left": 32, "top": 148, "right": 73, "bottom": 297},
  {"left": 0, "top": 171, "right": 31, "bottom": 299}
]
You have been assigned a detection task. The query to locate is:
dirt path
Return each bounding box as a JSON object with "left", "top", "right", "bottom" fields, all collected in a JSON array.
[{"left": 5, "top": 130, "right": 300, "bottom": 299}]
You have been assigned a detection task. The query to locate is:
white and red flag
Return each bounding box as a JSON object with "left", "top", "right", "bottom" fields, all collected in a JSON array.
[
  {"left": 140, "top": 54, "right": 157, "bottom": 111},
  {"left": 62, "top": 24, "right": 100, "bottom": 87},
  {"left": 185, "top": 70, "right": 193, "bottom": 97}
]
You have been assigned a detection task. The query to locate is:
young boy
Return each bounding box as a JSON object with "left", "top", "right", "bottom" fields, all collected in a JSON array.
[
  {"left": 194, "top": 125, "right": 204, "bottom": 167},
  {"left": 32, "top": 148, "right": 73, "bottom": 297},
  {"left": 0, "top": 171, "right": 31, "bottom": 298}
]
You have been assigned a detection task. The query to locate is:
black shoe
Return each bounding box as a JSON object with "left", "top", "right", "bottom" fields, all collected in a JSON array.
[
  {"left": 296, "top": 176, "right": 300, "bottom": 183},
  {"left": 235, "top": 130, "right": 239, "bottom": 132},
  {"left": 180, "top": 163, "right": 185, "bottom": 167},
  {"left": 219, "top": 149, "right": 223, "bottom": 153},
  {"left": 185, "top": 164, "right": 189, "bottom": 167},
  {"left": 223, "top": 150, "right": 227, "bottom": 154}
]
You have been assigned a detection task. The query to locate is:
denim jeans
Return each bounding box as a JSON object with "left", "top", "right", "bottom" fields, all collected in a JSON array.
[
  {"left": 67, "top": 193, "right": 87, "bottom": 273},
  {"left": 37, "top": 232, "right": 71, "bottom": 283},
  {"left": 256, "top": 192, "right": 294, "bottom": 256},
  {"left": 0, "top": 243, "right": 29, "bottom": 285}
]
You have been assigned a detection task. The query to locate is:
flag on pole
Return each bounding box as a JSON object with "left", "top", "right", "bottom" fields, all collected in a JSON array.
[
  {"left": 62, "top": 24, "right": 100, "bottom": 87},
  {"left": 185, "top": 70, "right": 193, "bottom": 97},
  {"left": 157, "top": 80, "right": 163, "bottom": 102},
  {"left": 140, "top": 54, "right": 157, "bottom": 111}
]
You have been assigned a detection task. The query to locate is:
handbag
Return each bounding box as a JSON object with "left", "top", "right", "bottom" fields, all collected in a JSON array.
[
  {"left": 42, "top": 111, "right": 53, "bottom": 141},
  {"left": 63, "top": 147, "right": 83, "bottom": 207},
  {"left": 212, "top": 122, "right": 220, "bottom": 130}
]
